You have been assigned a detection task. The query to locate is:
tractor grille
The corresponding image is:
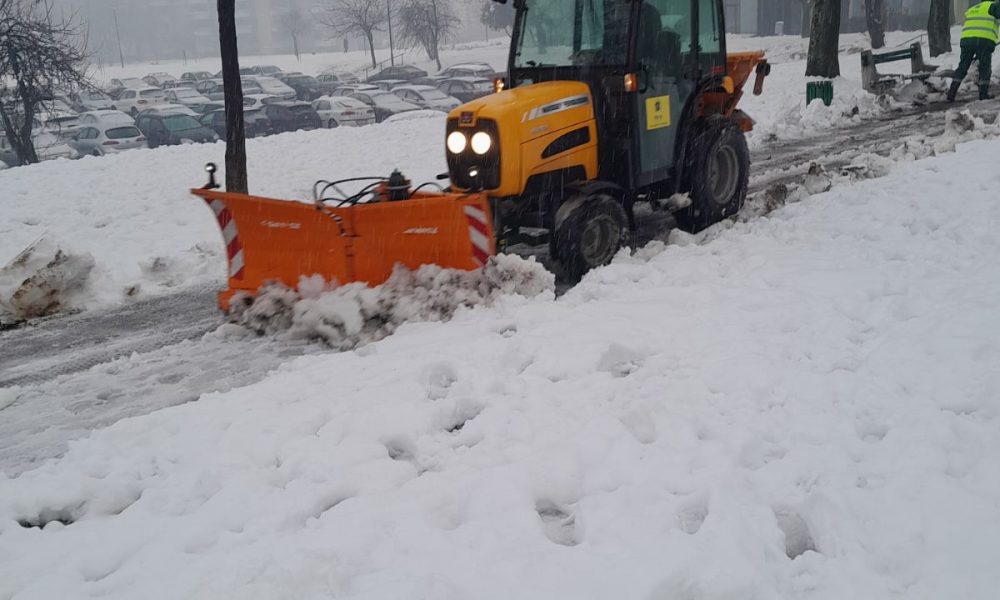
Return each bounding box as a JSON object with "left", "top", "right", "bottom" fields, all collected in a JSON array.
[{"left": 447, "top": 118, "right": 501, "bottom": 191}]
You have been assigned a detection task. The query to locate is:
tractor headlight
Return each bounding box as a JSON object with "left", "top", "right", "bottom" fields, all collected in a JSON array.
[
  {"left": 447, "top": 131, "right": 467, "bottom": 154},
  {"left": 471, "top": 131, "right": 492, "bottom": 155}
]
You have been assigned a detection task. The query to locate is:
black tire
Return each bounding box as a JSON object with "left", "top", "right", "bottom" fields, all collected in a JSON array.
[
  {"left": 555, "top": 194, "right": 630, "bottom": 281},
  {"left": 674, "top": 116, "right": 749, "bottom": 234}
]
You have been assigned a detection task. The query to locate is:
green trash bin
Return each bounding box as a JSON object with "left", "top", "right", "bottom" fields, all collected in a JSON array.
[{"left": 806, "top": 80, "right": 834, "bottom": 107}]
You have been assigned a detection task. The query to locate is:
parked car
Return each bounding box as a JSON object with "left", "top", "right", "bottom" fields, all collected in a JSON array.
[
  {"left": 438, "top": 62, "right": 495, "bottom": 79},
  {"left": 240, "top": 78, "right": 264, "bottom": 95},
  {"left": 436, "top": 77, "right": 494, "bottom": 103},
  {"left": 250, "top": 65, "right": 283, "bottom": 76},
  {"left": 143, "top": 72, "right": 179, "bottom": 88},
  {"left": 199, "top": 107, "right": 271, "bottom": 138},
  {"left": 135, "top": 111, "right": 218, "bottom": 147},
  {"left": 191, "top": 102, "right": 225, "bottom": 115},
  {"left": 392, "top": 85, "right": 460, "bottom": 112},
  {"left": 261, "top": 101, "right": 322, "bottom": 133},
  {"left": 37, "top": 110, "right": 81, "bottom": 141},
  {"left": 243, "top": 94, "right": 281, "bottom": 109},
  {"left": 70, "top": 123, "right": 146, "bottom": 157},
  {"left": 137, "top": 104, "right": 199, "bottom": 117},
  {"left": 161, "top": 80, "right": 195, "bottom": 90},
  {"left": 371, "top": 79, "right": 409, "bottom": 92},
  {"left": 317, "top": 72, "right": 359, "bottom": 87},
  {"left": 180, "top": 71, "right": 214, "bottom": 82},
  {"left": 194, "top": 79, "right": 224, "bottom": 101},
  {"left": 164, "top": 87, "right": 211, "bottom": 107},
  {"left": 311, "top": 96, "right": 375, "bottom": 128},
  {"left": 249, "top": 76, "right": 296, "bottom": 100},
  {"left": 213, "top": 67, "right": 258, "bottom": 77},
  {"left": 278, "top": 74, "right": 326, "bottom": 100},
  {"left": 348, "top": 91, "right": 419, "bottom": 122},
  {"left": 410, "top": 75, "right": 450, "bottom": 88},
  {"left": 0, "top": 131, "right": 77, "bottom": 166},
  {"left": 332, "top": 84, "right": 380, "bottom": 97},
  {"left": 69, "top": 90, "right": 114, "bottom": 112},
  {"left": 367, "top": 64, "right": 428, "bottom": 82},
  {"left": 78, "top": 109, "right": 135, "bottom": 127},
  {"left": 107, "top": 78, "right": 146, "bottom": 98},
  {"left": 112, "top": 86, "right": 167, "bottom": 116}
]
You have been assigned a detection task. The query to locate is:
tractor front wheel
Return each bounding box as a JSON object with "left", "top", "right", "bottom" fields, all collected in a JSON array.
[
  {"left": 674, "top": 116, "right": 749, "bottom": 234},
  {"left": 555, "top": 194, "right": 629, "bottom": 281}
]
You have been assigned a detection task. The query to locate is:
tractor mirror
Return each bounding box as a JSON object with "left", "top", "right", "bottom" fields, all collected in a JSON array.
[{"left": 436, "top": 172, "right": 449, "bottom": 180}]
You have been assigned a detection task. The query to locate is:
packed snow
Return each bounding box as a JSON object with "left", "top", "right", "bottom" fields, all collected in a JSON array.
[{"left": 2, "top": 132, "right": 1000, "bottom": 597}]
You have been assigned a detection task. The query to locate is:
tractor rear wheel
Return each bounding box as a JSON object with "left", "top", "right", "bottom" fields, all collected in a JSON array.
[
  {"left": 674, "top": 116, "right": 749, "bottom": 234},
  {"left": 555, "top": 194, "right": 629, "bottom": 281}
]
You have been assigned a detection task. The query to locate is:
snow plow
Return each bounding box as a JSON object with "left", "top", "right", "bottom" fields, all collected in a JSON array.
[{"left": 194, "top": 0, "right": 769, "bottom": 311}]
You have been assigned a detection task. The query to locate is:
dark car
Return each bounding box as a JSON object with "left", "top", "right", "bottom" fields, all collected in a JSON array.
[
  {"left": 134, "top": 112, "right": 218, "bottom": 147},
  {"left": 349, "top": 91, "right": 419, "bottom": 122},
  {"left": 436, "top": 77, "right": 494, "bottom": 103},
  {"left": 199, "top": 107, "right": 271, "bottom": 138},
  {"left": 278, "top": 74, "right": 327, "bottom": 100},
  {"left": 180, "top": 71, "right": 214, "bottom": 83},
  {"left": 366, "top": 65, "right": 428, "bottom": 83},
  {"left": 262, "top": 101, "right": 321, "bottom": 133}
]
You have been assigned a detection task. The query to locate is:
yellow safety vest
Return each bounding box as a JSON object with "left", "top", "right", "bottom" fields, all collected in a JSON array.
[{"left": 962, "top": 1, "right": 999, "bottom": 44}]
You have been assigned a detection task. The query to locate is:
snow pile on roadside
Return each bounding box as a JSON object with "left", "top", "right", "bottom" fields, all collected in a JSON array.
[
  {"left": 2, "top": 138, "right": 1000, "bottom": 599},
  {"left": 0, "top": 236, "right": 95, "bottom": 324},
  {"left": 229, "top": 254, "right": 554, "bottom": 349}
]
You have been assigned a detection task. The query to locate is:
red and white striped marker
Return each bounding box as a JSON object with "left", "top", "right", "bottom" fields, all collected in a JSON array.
[
  {"left": 463, "top": 204, "right": 491, "bottom": 267},
  {"left": 207, "top": 199, "right": 245, "bottom": 280}
]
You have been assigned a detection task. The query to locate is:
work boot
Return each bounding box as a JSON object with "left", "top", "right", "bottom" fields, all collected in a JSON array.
[
  {"left": 979, "top": 85, "right": 995, "bottom": 100},
  {"left": 947, "top": 80, "right": 961, "bottom": 102}
]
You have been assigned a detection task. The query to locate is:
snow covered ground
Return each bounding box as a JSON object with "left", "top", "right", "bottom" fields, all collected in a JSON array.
[{"left": 3, "top": 136, "right": 999, "bottom": 598}]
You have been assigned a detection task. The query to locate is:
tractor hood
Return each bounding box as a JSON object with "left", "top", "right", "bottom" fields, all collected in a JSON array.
[{"left": 448, "top": 81, "right": 593, "bottom": 142}]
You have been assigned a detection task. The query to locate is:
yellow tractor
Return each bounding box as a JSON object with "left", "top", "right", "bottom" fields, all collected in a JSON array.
[{"left": 193, "top": 0, "right": 769, "bottom": 308}]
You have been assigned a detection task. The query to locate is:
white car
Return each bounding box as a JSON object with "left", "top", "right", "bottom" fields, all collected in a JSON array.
[
  {"left": 112, "top": 86, "right": 167, "bottom": 116},
  {"left": 70, "top": 123, "right": 147, "bottom": 157},
  {"left": 36, "top": 110, "right": 81, "bottom": 141},
  {"left": 143, "top": 72, "right": 179, "bottom": 88},
  {"left": 392, "top": 85, "right": 461, "bottom": 112},
  {"left": 311, "top": 96, "right": 376, "bottom": 128},
  {"left": 78, "top": 109, "right": 135, "bottom": 127},
  {"left": 438, "top": 62, "right": 495, "bottom": 79},
  {"left": 250, "top": 76, "right": 296, "bottom": 100},
  {"left": 243, "top": 93, "right": 281, "bottom": 109},
  {"left": 165, "top": 87, "right": 211, "bottom": 106},
  {"left": 71, "top": 90, "right": 114, "bottom": 111}
]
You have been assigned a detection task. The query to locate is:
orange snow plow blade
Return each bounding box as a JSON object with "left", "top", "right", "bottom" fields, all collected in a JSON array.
[{"left": 191, "top": 187, "right": 494, "bottom": 311}]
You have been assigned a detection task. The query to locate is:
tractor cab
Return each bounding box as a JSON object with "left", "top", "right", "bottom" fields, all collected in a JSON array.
[{"left": 508, "top": 0, "right": 728, "bottom": 189}]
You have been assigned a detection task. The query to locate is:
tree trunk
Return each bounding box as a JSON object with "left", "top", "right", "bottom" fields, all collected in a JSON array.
[
  {"left": 865, "top": 0, "right": 885, "bottom": 49},
  {"left": 217, "top": 0, "right": 247, "bottom": 193},
  {"left": 4, "top": 43, "right": 39, "bottom": 165},
  {"left": 365, "top": 30, "right": 377, "bottom": 68},
  {"left": 927, "top": 0, "right": 952, "bottom": 57},
  {"left": 806, "top": 0, "right": 841, "bottom": 78}
]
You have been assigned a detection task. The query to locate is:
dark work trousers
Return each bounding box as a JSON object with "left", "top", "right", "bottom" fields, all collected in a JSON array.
[{"left": 954, "top": 37, "right": 996, "bottom": 85}]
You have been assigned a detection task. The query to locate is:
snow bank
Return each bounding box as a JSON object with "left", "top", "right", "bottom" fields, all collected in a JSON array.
[
  {"left": 230, "top": 255, "right": 554, "bottom": 349},
  {"left": 2, "top": 138, "right": 999, "bottom": 599},
  {"left": 0, "top": 236, "right": 95, "bottom": 324}
]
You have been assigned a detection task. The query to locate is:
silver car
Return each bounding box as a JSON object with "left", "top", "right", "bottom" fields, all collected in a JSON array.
[{"left": 70, "top": 123, "right": 147, "bottom": 157}]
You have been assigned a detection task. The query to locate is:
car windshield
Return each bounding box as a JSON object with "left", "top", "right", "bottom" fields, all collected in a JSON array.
[
  {"left": 289, "top": 76, "right": 318, "bottom": 85},
  {"left": 417, "top": 89, "right": 450, "bottom": 100},
  {"left": 106, "top": 126, "right": 141, "bottom": 139},
  {"left": 141, "top": 89, "right": 164, "bottom": 98},
  {"left": 514, "top": 0, "right": 629, "bottom": 69},
  {"left": 471, "top": 80, "right": 493, "bottom": 92},
  {"left": 162, "top": 115, "right": 201, "bottom": 132},
  {"left": 371, "top": 93, "right": 412, "bottom": 108},
  {"left": 245, "top": 108, "right": 263, "bottom": 117}
]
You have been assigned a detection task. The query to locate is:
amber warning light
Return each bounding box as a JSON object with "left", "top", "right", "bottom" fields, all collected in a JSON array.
[{"left": 624, "top": 73, "right": 637, "bottom": 93}]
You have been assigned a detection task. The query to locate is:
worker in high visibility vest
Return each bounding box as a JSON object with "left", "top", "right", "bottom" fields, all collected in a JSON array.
[{"left": 947, "top": 0, "right": 1000, "bottom": 101}]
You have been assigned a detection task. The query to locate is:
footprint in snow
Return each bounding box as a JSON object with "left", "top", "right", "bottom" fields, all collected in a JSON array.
[{"left": 536, "top": 500, "right": 580, "bottom": 546}]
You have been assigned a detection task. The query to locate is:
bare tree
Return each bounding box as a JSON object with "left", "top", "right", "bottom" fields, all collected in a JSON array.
[
  {"left": 0, "top": 0, "right": 89, "bottom": 166},
  {"left": 865, "top": 0, "right": 885, "bottom": 49},
  {"left": 397, "top": 0, "right": 459, "bottom": 71},
  {"left": 927, "top": 0, "right": 952, "bottom": 57},
  {"left": 805, "top": 0, "right": 840, "bottom": 78},
  {"left": 318, "top": 0, "right": 387, "bottom": 69},
  {"left": 281, "top": 6, "right": 310, "bottom": 61},
  {"left": 217, "top": 0, "right": 247, "bottom": 193}
]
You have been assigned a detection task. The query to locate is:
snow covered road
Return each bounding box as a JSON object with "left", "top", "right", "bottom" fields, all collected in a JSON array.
[{"left": 2, "top": 136, "right": 999, "bottom": 599}]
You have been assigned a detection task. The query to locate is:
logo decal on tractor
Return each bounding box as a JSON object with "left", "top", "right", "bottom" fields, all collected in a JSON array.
[
  {"left": 524, "top": 94, "right": 589, "bottom": 121},
  {"left": 645, "top": 95, "right": 671, "bottom": 130}
]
